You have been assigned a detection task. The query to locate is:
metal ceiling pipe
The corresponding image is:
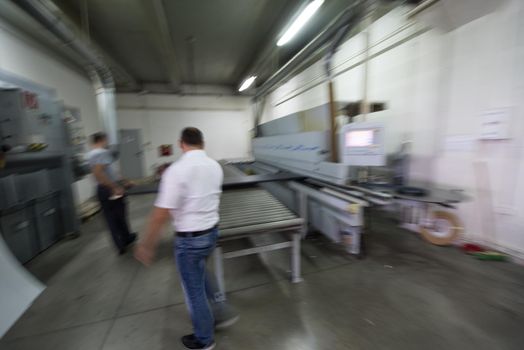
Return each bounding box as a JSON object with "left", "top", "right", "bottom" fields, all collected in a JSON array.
[
  {"left": 254, "top": 0, "right": 367, "bottom": 101},
  {"left": 13, "top": 0, "right": 119, "bottom": 146},
  {"left": 407, "top": 0, "right": 440, "bottom": 18},
  {"left": 323, "top": 23, "right": 352, "bottom": 80}
]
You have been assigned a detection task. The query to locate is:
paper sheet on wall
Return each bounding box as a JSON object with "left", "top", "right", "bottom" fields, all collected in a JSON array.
[
  {"left": 443, "top": 134, "right": 477, "bottom": 152},
  {"left": 480, "top": 108, "right": 511, "bottom": 140}
]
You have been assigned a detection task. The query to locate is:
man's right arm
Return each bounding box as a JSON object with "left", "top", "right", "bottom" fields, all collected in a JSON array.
[
  {"left": 134, "top": 166, "right": 180, "bottom": 266},
  {"left": 92, "top": 164, "right": 124, "bottom": 195},
  {"left": 134, "top": 206, "right": 171, "bottom": 266}
]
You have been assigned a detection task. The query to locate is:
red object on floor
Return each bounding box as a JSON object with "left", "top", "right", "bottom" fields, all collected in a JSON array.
[{"left": 462, "top": 243, "right": 485, "bottom": 254}]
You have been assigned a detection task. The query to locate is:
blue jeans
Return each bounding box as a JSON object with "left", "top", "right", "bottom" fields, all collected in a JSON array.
[{"left": 175, "top": 227, "right": 220, "bottom": 345}]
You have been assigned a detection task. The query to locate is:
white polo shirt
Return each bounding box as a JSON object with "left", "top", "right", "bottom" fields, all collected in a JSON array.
[{"left": 155, "top": 150, "right": 223, "bottom": 232}]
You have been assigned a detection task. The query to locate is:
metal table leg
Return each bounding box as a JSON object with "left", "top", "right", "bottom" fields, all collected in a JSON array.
[
  {"left": 298, "top": 192, "right": 309, "bottom": 238},
  {"left": 291, "top": 232, "right": 302, "bottom": 283},
  {"left": 213, "top": 245, "right": 226, "bottom": 300}
]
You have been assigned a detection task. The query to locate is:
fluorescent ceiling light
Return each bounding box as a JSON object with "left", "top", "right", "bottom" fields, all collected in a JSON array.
[
  {"left": 277, "top": 0, "right": 324, "bottom": 47},
  {"left": 239, "top": 76, "right": 257, "bottom": 92}
]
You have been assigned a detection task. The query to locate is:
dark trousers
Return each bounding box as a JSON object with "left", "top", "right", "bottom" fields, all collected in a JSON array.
[{"left": 97, "top": 185, "right": 132, "bottom": 250}]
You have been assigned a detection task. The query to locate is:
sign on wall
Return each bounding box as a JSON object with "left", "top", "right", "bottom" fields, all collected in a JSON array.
[
  {"left": 480, "top": 108, "right": 512, "bottom": 140},
  {"left": 159, "top": 144, "right": 173, "bottom": 157}
]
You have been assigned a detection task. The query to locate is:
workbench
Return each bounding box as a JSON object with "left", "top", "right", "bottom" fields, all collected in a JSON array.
[
  {"left": 364, "top": 182, "right": 467, "bottom": 207},
  {"left": 363, "top": 182, "right": 468, "bottom": 245}
]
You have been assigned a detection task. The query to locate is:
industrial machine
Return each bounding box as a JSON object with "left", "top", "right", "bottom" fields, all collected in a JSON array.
[
  {"left": 239, "top": 102, "right": 465, "bottom": 254},
  {"left": 0, "top": 81, "right": 79, "bottom": 264},
  {"left": 127, "top": 103, "right": 466, "bottom": 300},
  {"left": 236, "top": 103, "right": 391, "bottom": 257}
]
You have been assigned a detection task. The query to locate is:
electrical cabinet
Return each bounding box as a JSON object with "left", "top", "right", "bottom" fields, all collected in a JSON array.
[
  {"left": 0, "top": 87, "right": 79, "bottom": 264},
  {"left": 0, "top": 205, "right": 39, "bottom": 264},
  {"left": 16, "top": 170, "right": 52, "bottom": 202},
  {"left": 0, "top": 175, "right": 18, "bottom": 210},
  {"left": 34, "top": 192, "right": 62, "bottom": 250},
  {"left": 0, "top": 89, "right": 25, "bottom": 148}
]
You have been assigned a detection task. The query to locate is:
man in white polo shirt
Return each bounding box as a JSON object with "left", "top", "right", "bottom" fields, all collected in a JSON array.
[{"left": 135, "top": 127, "right": 236, "bottom": 350}]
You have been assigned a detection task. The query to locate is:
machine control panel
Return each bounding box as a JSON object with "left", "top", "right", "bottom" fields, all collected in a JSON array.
[{"left": 339, "top": 122, "right": 385, "bottom": 166}]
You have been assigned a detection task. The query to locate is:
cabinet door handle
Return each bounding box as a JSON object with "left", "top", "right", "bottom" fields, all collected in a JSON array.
[
  {"left": 43, "top": 208, "right": 56, "bottom": 217},
  {"left": 15, "top": 221, "right": 29, "bottom": 231}
]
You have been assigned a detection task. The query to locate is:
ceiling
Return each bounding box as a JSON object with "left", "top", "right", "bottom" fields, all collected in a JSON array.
[
  {"left": 49, "top": 0, "right": 362, "bottom": 93},
  {"left": 3, "top": 0, "right": 423, "bottom": 93}
]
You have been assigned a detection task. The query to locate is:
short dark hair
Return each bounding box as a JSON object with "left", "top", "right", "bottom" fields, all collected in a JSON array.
[
  {"left": 181, "top": 127, "right": 204, "bottom": 146},
  {"left": 91, "top": 132, "right": 107, "bottom": 144}
]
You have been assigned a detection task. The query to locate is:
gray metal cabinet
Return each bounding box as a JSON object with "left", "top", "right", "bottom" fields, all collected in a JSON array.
[
  {"left": 1, "top": 88, "right": 80, "bottom": 262},
  {"left": 0, "top": 205, "right": 39, "bottom": 264},
  {"left": 0, "top": 90, "right": 24, "bottom": 147},
  {"left": 0, "top": 175, "right": 19, "bottom": 210},
  {"left": 16, "top": 170, "right": 51, "bottom": 202},
  {"left": 34, "top": 193, "right": 62, "bottom": 250}
]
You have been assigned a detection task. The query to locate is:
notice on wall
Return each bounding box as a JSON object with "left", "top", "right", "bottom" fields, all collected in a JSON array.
[
  {"left": 23, "top": 91, "right": 39, "bottom": 110},
  {"left": 63, "top": 106, "right": 86, "bottom": 155},
  {"left": 443, "top": 134, "right": 477, "bottom": 152},
  {"left": 159, "top": 144, "right": 173, "bottom": 157},
  {"left": 480, "top": 108, "right": 512, "bottom": 140}
]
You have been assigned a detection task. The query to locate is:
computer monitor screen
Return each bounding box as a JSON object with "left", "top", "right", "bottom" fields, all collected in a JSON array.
[
  {"left": 345, "top": 129, "right": 375, "bottom": 147},
  {"left": 340, "top": 122, "right": 385, "bottom": 166}
]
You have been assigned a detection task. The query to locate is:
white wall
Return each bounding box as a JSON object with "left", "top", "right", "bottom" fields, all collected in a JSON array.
[
  {"left": 0, "top": 19, "right": 101, "bottom": 205},
  {"left": 117, "top": 93, "right": 253, "bottom": 176},
  {"left": 431, "top": 0, "right": 524, "bottom": 256},
  {"left": 259, "top": 1, "right": 524, "bottom": 257}
]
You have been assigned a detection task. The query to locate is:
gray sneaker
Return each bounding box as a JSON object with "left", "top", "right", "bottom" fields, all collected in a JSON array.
[
  {"left": 213, "top": 303, "right": 239, "bottom": 330},
  {"left": 215, "top": 314, "right": 239, "bottom": 330}
]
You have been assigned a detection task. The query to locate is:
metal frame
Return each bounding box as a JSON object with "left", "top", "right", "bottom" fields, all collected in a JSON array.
[
  {"left": 213, "top": 230, "right": 302, "bottom": 299},
  {"left": 213, "top": 228, "right": 303, "bottom": 298},
  {"left": 290, "top": 181, "right": 366, "bottom": 255}
]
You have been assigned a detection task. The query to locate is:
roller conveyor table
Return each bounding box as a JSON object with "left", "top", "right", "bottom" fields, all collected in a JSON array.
[
  {"left": 213, "top": 187, "right": 304, "bottom": 298},
  {"left": 219, "top": 188, "right": 303, "bottom": 239}
]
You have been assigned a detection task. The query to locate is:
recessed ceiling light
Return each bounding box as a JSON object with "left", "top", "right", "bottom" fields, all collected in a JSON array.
[
  {"left": 277, "top": 0, "right": 325, "bottom": 47},
  {"left": 239, "top": 76, "right": 257, "bottom": 92}
]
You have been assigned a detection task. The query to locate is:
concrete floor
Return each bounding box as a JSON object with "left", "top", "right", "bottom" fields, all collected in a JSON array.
[{"left": 1, "top": 194, "right": 524, "bottom": 350}]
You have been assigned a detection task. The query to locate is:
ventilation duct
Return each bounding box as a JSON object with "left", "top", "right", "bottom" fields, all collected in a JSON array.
[
  {"left": 408, "top": 0, "right": 506, "bottom": 32},
  {"left": 13, "top": 0, "right": 120, "bottom": 146}
]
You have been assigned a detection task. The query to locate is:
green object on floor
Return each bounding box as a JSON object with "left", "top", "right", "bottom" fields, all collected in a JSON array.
[{"left": 472, "top": 251, "right": 508, "bottom": 261}]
